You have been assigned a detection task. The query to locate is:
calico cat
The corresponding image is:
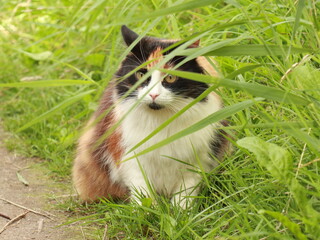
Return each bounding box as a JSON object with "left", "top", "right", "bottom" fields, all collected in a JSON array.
[{"left": 72, "top": 25, "right": 230, "bottom": 208}]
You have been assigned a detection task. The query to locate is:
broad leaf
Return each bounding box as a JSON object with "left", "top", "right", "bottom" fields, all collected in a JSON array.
[
  {"left": 237, "top": 137, "right": 293, "bottom": 184},
  {"left": 259, "top": 209, "right": 307, "bottom": 240}
]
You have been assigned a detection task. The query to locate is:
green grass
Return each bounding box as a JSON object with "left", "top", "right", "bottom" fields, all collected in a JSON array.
[{"left": 1, "top": 0, "right": 319, "bottom": 239}]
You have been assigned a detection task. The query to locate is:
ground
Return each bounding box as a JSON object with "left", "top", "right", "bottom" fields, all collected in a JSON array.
[{"left": 0, "top": 128, "right": 83, "bottom": 240}]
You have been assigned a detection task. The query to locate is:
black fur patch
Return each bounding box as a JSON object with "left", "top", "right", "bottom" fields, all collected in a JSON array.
[
  {"left": 210, "top": 120, "right": 230, "bottom": 160},
  {"left": 163, "top": 58, "right": 208, "bottom": 100}
]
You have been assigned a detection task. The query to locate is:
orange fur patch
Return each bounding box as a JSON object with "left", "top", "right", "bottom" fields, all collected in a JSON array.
[
  {"left": 73, "top": 155, "right": 128, "bottom": 202},
  {"left": 92, "top": 87, "right": 124, "bottom": 166},
  {"left": 147, "top": 47, "right": 163, "bottom": 69},
  {"left": 196, "top": 56, "right": 219, "bottom": 77},
  {"left": 106, "top": 130, "right": 123, "bottom": 165},
  {"left": 147, "top": 47, "right": 173, "bottom": 70}
]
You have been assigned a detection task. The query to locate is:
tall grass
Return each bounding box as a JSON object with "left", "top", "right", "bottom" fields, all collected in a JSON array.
[{"left": 0, "top": 0, "right": 319, "bottom": 239}]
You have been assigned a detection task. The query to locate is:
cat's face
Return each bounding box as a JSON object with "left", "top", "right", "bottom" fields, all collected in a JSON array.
[{"left": 115, "top": 25, "right": 210, "bottom": 112}]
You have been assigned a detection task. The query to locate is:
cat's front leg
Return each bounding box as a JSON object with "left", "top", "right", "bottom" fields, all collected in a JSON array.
[
  {"left": 129, "top": 176, "right": 150, "bottom": 204},
  {"left": 120, "top": 160, "right": 151, "bottom": 204},
  {"left": 171, "top": 173, "right": 201, "bottom": 209}
]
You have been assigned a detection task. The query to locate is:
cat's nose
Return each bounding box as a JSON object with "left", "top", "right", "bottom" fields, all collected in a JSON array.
[{"left": 149, "top": 93, "right": 159, "bottom": 101}]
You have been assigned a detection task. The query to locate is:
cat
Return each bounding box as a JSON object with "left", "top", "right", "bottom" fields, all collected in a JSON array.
[{"left": 72, "top": 25, "right": 230, "bottom": 208}]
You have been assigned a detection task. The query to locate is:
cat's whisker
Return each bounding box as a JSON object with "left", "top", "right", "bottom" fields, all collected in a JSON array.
[
  {"left": 139, "top": 42, "right": 147, "bottom": 62},
  {"left": 169, "top": 56, "right": 185, "bottom": 65},
  {"left": 129, "top": 52, "right": 143, "bottom": 65},
  {"left": 121, "top": 64, "right": 143, "bottom": 68}
]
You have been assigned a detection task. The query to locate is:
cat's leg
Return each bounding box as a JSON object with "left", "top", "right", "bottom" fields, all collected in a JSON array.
[
  {"left": 129, "top": 176, "right": 150, "bottom": 204},
  {"left": 73, "top": 155, "right": 128, "bottom": 202},
  {"left": 120, "top": 159, "right": 151, "bottom": 204},
  {"left": 171, "top": 173, "right": 201, "bottom": 209},
  {"left": 73, "top": 125, "right": 128, "bottom": 202}
]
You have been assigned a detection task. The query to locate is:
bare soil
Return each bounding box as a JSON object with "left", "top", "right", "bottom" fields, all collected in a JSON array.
[{"left": 0, "top": 128, "right": 83, "bottom": 240}]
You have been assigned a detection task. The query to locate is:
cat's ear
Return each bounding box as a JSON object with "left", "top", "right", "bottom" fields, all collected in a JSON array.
[
  {"left": 121, "top": 25, "right": 139, "bottom": 46},
  {"left": 189, "top": 39, "right": 200, "bottom": 48}
]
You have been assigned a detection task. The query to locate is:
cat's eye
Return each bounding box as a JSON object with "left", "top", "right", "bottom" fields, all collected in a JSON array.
[
  {"left": 135, "top": 71, "right": 145, "bottom": 80},
  {"left": 164, "top": 74, "right": 177, "bottom": 83}
]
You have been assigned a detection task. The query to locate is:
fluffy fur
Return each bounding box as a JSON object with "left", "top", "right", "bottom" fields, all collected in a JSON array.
[{"left": 73, "top": 26, "right": 230, "bottom": 208}]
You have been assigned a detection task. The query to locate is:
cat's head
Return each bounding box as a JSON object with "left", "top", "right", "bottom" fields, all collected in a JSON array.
[{"left": 115, "top": 25, "right": 217, "bottom": 112}]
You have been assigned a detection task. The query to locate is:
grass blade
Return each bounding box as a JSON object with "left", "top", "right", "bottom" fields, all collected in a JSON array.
[
  {"left": 17, "top": 90, "right": 95, "bottom": 132},
  {"left": 293, "top": 0, "right": 306, "bottom": 36},
  {"left": 226, "top": 64, "right": 263, "bottom": 79},
  {"left": 135, "top": 0, "right": 220, "bottom": 21},
  {"left": 219, "top": 121, "right": 316, "bottom": 130},
  {"left": 53, "top": 60, "right": 100, "bottom": 87},
  {"left": 161, "top": 69, "right": 311, "bottom": 105},
  {"left": 0, "top": 80, "right": 95, "bottom": 88},
  {"left": 285, "top": 128, "right": 320, "bottom": 152},
  {"left": 220, "top": 79, "right": 310, "bottom": 105},
  {"left": 200, "top": 45, "right": 313, "bottom": 56}
]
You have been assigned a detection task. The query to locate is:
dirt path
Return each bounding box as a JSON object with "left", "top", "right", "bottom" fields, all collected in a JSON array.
[{"left": 0, "top": 129, "right": 83, "bottom": 240}]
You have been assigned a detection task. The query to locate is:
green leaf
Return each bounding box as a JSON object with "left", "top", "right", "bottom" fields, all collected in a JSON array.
[
  {"left": 237, "top": 137, "right": 293, "bottom": 184},
  {"left": 141, "top": 198, "right": 152, "bottom": 208},
  {"left": 201, "top": 44, "right": 312, "bottom": 56},
  {"left": 290, "top": 179, "right": 320, "bottom": 225},
  {"left": 16, "top": 172, "right": 29, "bottom": 186},
  {"left": 291, "top": 66, "right": 320, "bottom": 99},
  {"left": 161, "top": 69, "right": 310, "bottom": 105},
  {"left": 124, "top": 99, "right": 260, "bottom": 161},
  {"left": 17, "top": 90, "right": 95, "bottom": 132},
  {"left": 290, "top": 180, "right": 320, "bottom": 238},
  {"left": 258, "top": 209, "right": 307, "bottom": 240},
  {"left": 0, "top": 80, "right": 95, "bottom": 88},
  {"left": 20, "top": 50, "right": 52, "bottom": 61},
  {"left": 161, "top": 214, "right": 177, "bottom": 238}
]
